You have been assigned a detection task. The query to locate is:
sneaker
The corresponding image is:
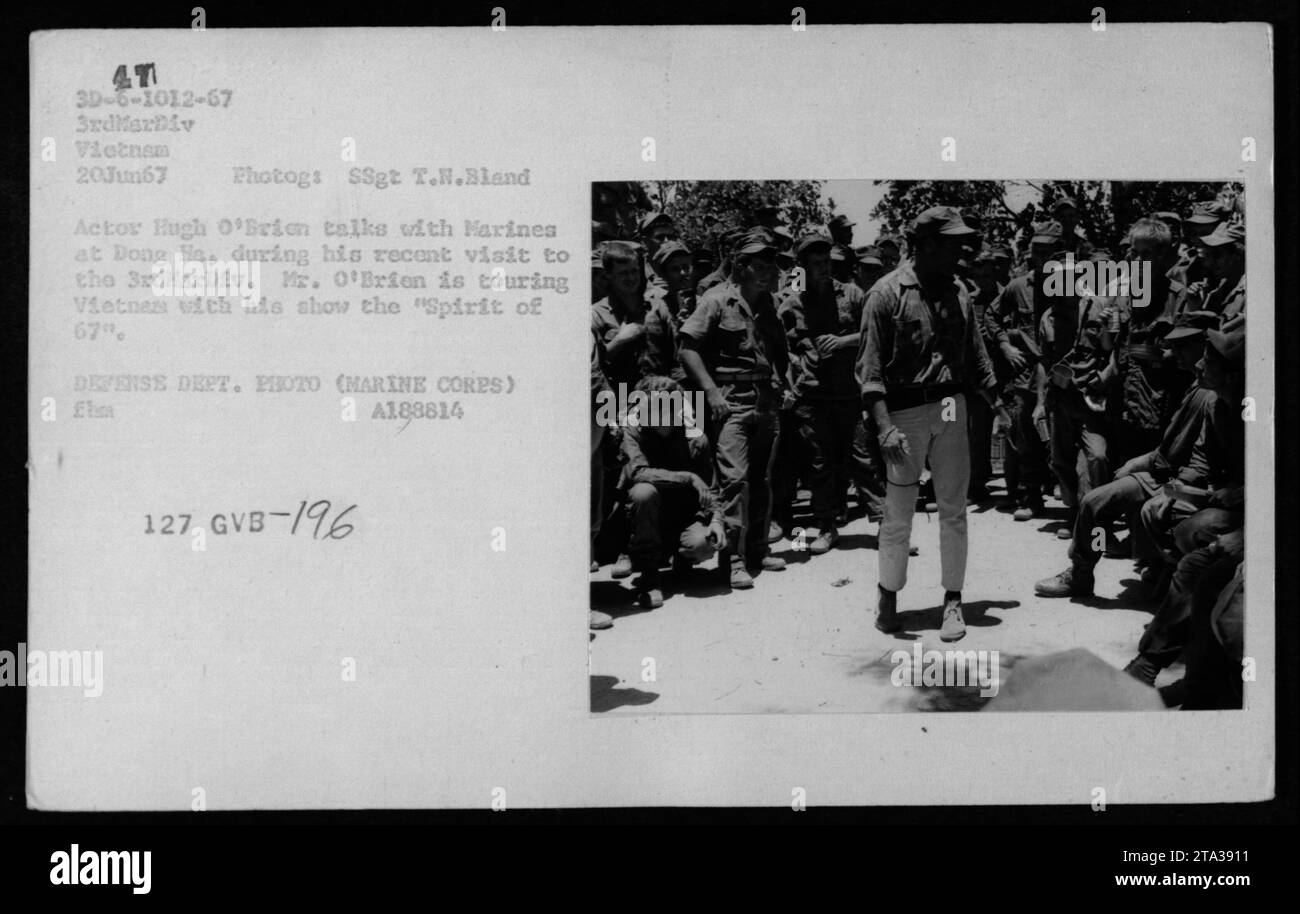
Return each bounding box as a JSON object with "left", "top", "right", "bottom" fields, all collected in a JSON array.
[
  {"left": 636, "top": 587, "right": 664, "bottom": 609},
  {"left": 729, "top": 558, "right": 755, "bottom": 590},
  {"left": 1122, "top": 654, "right": 1160, "bottom": 688},
  {"left": 874, "top": 585, "right": 902, "bottom": 633},
  {"left": 939, "top": 593, "right": 966, "bottom": 642},
  {"left": 749, "top": 555, "right": 786, "bottom": 572},
  {"left": 1013, "top": 501, "right": 1042, "bottom": 521},
  {"left": 589, "top": 610, "right": 613, "bottom": 631},
  {"left": 1056, "top": 526, "right": 1073, "bottom": 540},
  {"left": 636, "top": 570, "right": 664, "bottom": 608},
  {"left": 767, "top": 520, "right": 784, "bottom": 543},
  {"left": 1034, "top": 566, "right": 1094, "bottom": 598},
  {"left": 610, "top": 553, "right": 634, "bottom": 579},
  {"left": 809, "top": 527, "right": 839, "bottom": 555}
]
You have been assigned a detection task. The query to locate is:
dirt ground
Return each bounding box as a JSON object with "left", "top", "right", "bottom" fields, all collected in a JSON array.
[{"left": 590, "top": 479, "right": 1183, "bottom": 713}]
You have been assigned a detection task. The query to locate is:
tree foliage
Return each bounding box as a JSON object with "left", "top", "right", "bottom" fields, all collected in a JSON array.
[
  {"left": 592, "top": 181, "right": 653, "bottom": 242},
  {"left": 640, "top": 180, "right": 830, "bottom": 252},
  {"left": 870, "top": 179, "right": 1244, "bottom": 258},
  {"left": 870, "top": 181, "right": 1030, "bottom": 247}
]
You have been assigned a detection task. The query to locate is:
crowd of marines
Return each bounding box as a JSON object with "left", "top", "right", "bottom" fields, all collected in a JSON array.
[{"left": 590, "top": 190, "right": 1247, "bottom": 709}]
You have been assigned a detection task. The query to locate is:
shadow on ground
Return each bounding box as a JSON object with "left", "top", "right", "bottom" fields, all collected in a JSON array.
[
  {"left": 590, "top": 674, "right": 659, "bottom": 712},
  {"left": 882, "top": 598, "right": 1020, "bottom": 634},
  {"left": 1081, "top": 577, "right": 1157, "bottom": 612},
  {"left": 590, "top": 580, "right": 657, "bottom": 617},
  {"left": 848, "top": 650, "right": 1030, "bottom": 711}
]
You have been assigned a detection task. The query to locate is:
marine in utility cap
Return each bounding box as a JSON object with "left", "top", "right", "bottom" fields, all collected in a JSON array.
[
  {"left": 984, "top": 217, "right": 1057, "bottom": 518},
  {"left": 639, "top": 210, "right": 674, "bottom": 234},
  {"left": 775, "top": 228, "right": 872, "bottom": 554},
  {"left": 651, "top": 238, "right": 690, "bottom": 268},
  {"left": 695, "top": 227, "right": 746, "bottom": 297},
  {"left": 1171, "top": 202, "right": 1228, "bottom": 286},
  {"left": 1198, "top": 220, "right": 1245, "bottom": 248},
  {"left": 678, "top": 223, "right": 789, "bottom": 589},
  {"left": 1161, "top": 309, "right": 1219, "bottom": 342},
  {"left": 648, "top": 240, "right": 697, "bottom": 330},
  {"left": 1050, "top": 196, "right": 1091, "bottom": 258},
  {"left": 734, "top": 229, "right": 777, "bottom": 255},
  {"left": 908, "top": 205, "right": 979, "bottom": 238},
  {"left": 794, "top": 232, "right": 832, "bottom": 257},
  {"left": 638, "top": 212, "right": 677, "bottom": 290},
  {"left": 1186, "top": 200, "right": 1233, "bottom": 229},
  {"left": 855, "top": 245, "right": 883, "bottom": 266},
  {"left": 828, "top": 213, "right": 855, "bottom": 245},
  {"left": 691, "top": 246, "right": 716, "bottom": 285},
  {"left": 854, "top": 246, "right": 886, "bottom": 294},
  {"left": 875, "top": 235, "right": 902, "bottom": 271},
  {"left": 1192, "top": 220, "right": 1245, "bottom": 325},
  {"left": 985, "top": 243, "right": 1013, "bottom": 284},
  {"left": 1030, "top": 299, "right": 1224, "bottom": 605}
]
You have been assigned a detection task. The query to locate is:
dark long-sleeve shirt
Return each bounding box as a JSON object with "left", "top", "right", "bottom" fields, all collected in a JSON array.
[
  {"left": 1149, "top": 384, "right": 1218, "bottom": 481},
  {"left": 1179, "top": 393, "right": 1244, "bottom": 488},
  {"left": 855, "top": 261, "right": 997, "bottom": 402},
  {"left": 777, "top": 279, "right": 866, "bottom": 400},
  {"left": 1114, "top": 280, "right": 1190, "bottom": 431},
  {"left": 618, "top": 424, "right": 723, "bottom": 525}
]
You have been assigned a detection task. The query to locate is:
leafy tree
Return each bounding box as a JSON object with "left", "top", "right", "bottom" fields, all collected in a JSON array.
[
  {"left": 870, "top": 180, "right": 1027, "bottom": 248},
  {"left": 871, "top": 179, "right": 1244, "bottom": 259},
  {"left": 639, "top": 180, "right": 830, "bottom": 253},
  {"left": 592, "top": 181, "right": 653, "bottom": 242},
  {"left": 1108, "top": 181, "right": 1243, "bottom": 249}
]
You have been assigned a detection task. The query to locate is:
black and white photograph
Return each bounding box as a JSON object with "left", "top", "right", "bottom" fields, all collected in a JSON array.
[{"left": 590, "top": 179, "right": 1249, "bottom": 713}]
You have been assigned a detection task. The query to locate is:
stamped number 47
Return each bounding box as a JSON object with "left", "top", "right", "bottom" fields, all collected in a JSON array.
[{"left": 113, "top": 63, "right": 158, "bottom": 90}]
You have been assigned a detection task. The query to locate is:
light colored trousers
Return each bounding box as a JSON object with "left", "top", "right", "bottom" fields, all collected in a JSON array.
[{"left": 879, "top": 394, "right": 970, "bottom": 593}]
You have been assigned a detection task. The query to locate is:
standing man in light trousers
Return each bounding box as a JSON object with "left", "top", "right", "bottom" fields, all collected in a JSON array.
[{"left": 856, "top": 207, "right": 1009, "bottom": 641}]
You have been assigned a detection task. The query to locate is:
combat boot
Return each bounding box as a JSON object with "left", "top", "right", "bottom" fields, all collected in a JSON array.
[
  {"left": 1034, "top": 564, "right": 1094, "bottom": 598},
  {"left": 874, "top": 585, "right": 901, "bottom": 633}
]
